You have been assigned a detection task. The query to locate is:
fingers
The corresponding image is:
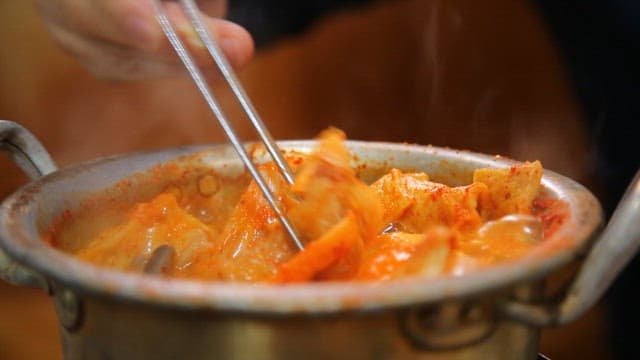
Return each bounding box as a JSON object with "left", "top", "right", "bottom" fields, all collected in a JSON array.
[
  {"left": 43, "top": 20, "right": 182, "bottom": 80},
  {"left": 35, "top": 0, "right": 159, "bottom": 52},
  {"left": 159, "top": 2, "right": 254, "bottom": 70},
  {"left": 196, "top": 0, "right": 227, "bottom": 17},
  {"left": 33, "top": 0, "right": 253, "bottom": 80}
]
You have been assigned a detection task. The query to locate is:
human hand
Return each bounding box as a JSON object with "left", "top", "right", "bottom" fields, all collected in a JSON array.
[{"left": 33, "top": 0, "right": 254, "bottom": 80}]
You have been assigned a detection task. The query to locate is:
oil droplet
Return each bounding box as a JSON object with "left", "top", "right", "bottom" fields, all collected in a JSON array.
[{"left": 198, "top": 174, "right": 220, "bottom": 196}]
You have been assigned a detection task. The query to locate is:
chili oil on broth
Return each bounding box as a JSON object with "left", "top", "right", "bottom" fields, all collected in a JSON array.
[
  {"left": 43, "top": 155, "right": 252, "bottom": 257},
  {"left": 42, "top": 147, "right": 565, "bottom": 285}
]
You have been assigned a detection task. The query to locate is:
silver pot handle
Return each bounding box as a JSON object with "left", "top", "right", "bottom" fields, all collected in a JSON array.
[
  {"left": 0, "top": 120, "right": 57, "bottom": 178},
  {"left": 1, "top": 120, "right": 57, "bottom": 289},
  {"left": 501, "top": 169, "right": 640, "bottom": 327}
]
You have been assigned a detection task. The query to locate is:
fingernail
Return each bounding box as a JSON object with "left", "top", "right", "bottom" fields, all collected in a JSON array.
[
  {"left": 178, "top": 24, "right": 204, "bottom": 50},
  {"left": 126, "top": 16, "right": 156, "bottom": 51}
]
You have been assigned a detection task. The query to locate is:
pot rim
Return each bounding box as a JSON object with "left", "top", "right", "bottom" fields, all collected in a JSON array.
[{"left": 0, "top": 140, "right": 603, "bottom": 314}]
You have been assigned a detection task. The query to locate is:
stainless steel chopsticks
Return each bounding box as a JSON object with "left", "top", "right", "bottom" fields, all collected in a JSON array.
[{"left": 152, "top": 0, "right": 303, "bottom": 250}]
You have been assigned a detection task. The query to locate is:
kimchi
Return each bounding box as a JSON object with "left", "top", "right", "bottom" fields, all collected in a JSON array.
[{"left": 51, "top": 128, "right": 562, "bottom": 283}]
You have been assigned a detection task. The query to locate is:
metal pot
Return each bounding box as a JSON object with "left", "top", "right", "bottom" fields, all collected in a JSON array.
[{"left": 1, "top": 120, "right": 638, "bottom": 359}]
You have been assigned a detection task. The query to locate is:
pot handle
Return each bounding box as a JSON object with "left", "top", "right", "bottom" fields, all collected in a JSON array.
[
  {"left": 1, "top": 120, "right": 57, "bottom": 289},
  {"left": 500, "top": 169, "right": 640, "bottom": 327}
]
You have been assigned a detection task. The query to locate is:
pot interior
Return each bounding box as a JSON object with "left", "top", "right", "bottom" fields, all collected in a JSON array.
[{"left": 0, "top": 141, "right": 602, "bottom": 313}]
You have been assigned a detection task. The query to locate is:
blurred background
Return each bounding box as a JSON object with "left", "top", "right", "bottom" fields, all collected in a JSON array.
[{"left": 1, "top": 0, "right": 637, "bottom": 358}]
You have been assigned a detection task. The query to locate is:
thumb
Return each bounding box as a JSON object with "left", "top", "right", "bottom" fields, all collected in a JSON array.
[{"left": 158, "top": 1, "right": 254, "bottom": 70}]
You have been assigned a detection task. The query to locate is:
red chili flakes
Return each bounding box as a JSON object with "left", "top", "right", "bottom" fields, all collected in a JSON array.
[
  {"left": 532, "top": 197, "right": 570, "bottom": 238},
  {"left": 41, "top": 209, "right": 73, "bottom": 246},
  {"left": 290, "top": 156, "right": 304, "bottom": 166}
]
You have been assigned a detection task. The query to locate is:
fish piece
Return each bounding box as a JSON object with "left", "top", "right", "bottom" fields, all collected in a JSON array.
[
  {"left": 473, "top": 161, "right": 543, "bottom": 219},
  {"left": 372, "top": 169, "right": 487, "bottom": 234}
]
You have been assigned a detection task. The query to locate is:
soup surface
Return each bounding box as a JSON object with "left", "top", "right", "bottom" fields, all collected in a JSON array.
[{"left": 46, "top": 129, "right": 567, "bottom": 283}]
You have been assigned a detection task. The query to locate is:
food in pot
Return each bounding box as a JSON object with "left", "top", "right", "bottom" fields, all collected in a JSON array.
[{"left": 45, "top": 129, "right": 567, "bottom": 283}]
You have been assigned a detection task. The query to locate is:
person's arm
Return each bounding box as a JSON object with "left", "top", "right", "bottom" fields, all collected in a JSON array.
[{"left": 34, "top": 0, "right": 254, "bottom": 80}]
